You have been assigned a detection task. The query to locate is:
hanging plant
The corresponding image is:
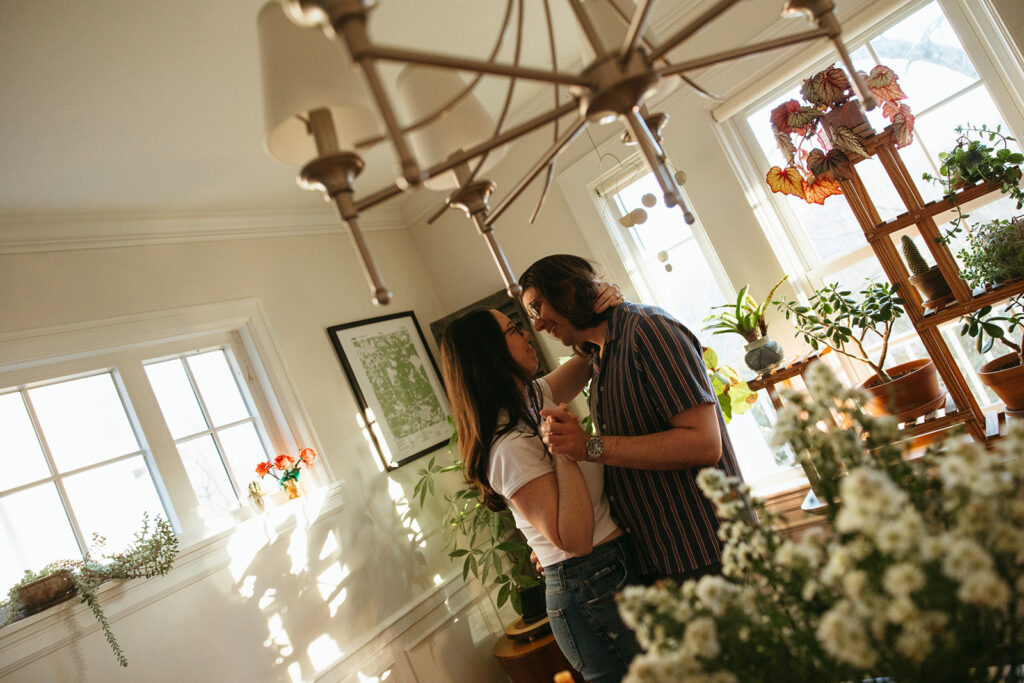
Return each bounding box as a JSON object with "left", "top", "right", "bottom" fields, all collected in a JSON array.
[{"left": 765, "top": 64, "right": 914, "bottom": 205}]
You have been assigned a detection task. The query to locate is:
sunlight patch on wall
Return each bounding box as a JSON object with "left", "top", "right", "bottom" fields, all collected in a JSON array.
[
  {"left": 315, "top": 561, "right": 350, "bottom": 600},
  {"left": 329, "top": 586, "right": 348, "bottom": 618},
  {"left": 259, "top": 587, "right": 277, "bottom": 610},
  {"left": 433, "top": 574, "right": 443, "bottom": 585},
  {"left": 357, "top": 670, "right": 392, "bottom": 682},
  {"left": 319, "top": 529, "right": 339, "bottom": 560},
  {"left": 307, "top": 633, "right": 344, "bottom": 670},
  {"left": 265, "top": 612, "right": 294, "bottom": 657},
  {"left": 387, "top": 477, "right": 424, "bottom": 545},
  {"left": 287, "top": 526, "right": 309, "bottom": 574},
  {"left": 238, "top": 574, "right": 257, "bottom": 599}
]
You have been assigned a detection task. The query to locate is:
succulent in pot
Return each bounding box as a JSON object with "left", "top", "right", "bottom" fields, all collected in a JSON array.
[
  {"left": 765, "top": 64, "right": 914, "bottom": 205},
  {"left": 703, "top": 275, "right": 789, "bottom": 372},
  {"left": 774, "top": 278, "right": 946, "bottom": 419},
  {"left": 959, "top": 294, "right": 1024, "bottom": 412},
  {"left": 900, "top": 234, "right": 953, "bottom": 307}
]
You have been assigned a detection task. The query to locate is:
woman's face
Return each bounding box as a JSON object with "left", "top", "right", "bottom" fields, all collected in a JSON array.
[{"left": 490, "top": 310, "right": 538, "bottom": 376}]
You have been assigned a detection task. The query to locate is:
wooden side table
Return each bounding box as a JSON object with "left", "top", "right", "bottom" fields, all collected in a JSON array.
[
  {"left": 493, "top": 617, "right": 584, "bottom": 683},
  {"left": 746, "top": 350, "right": 828, "bottom": 410}
]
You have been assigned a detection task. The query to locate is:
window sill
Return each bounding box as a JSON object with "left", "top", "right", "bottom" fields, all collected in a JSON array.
[{"left": 0, "top": 479, "right": 345, "bottom": 677}]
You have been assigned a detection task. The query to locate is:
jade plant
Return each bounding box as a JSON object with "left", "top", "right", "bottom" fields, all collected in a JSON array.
[
  {"left": 0, "top": 514, "right": 178, "bottom": 667},
  {"left": 703, "top": 275, "right": 789, "bottom": 344},
  {"left": 959, "top": 294, "right": 1024, "bottom": 368},
  {"left": 922, "top": 124, "right": 1024, "bottom": 240},
  {"left": 766, "top": 64, "right": 914, "bottom": 205},
  {"left": 774, "top": 279, "right": 906, "bottom": 383}
]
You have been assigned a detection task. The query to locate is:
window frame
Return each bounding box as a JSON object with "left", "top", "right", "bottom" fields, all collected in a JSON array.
[{"left": 0, "top": 299, "right": 324, "bottom": 548}]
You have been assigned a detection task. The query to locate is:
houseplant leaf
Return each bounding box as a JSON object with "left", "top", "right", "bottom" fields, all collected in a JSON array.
[
  {"left": 802, "top": 176, "right": 843, "bottom": 205},
  {"left": 800, "top": 65, "right": 850, "bottom": 107},
  {"left": 866, "top": 64, "right": 907, "bottom": 103},
  {"left": 766, "top": 166, "right": 805, "bottom": 198},
  {"left": 830, "top": 126, "right": 870, "bottom": 159},
  {"left": 807, "top": 148, "right": 852, "bottom": 181}
]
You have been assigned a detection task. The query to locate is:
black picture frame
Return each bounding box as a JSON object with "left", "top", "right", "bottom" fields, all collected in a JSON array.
[
  {"left": 429, "top": 290, "right": 552, "bottom": 377},
  {"left": 327, "top": 311, "right": 451, "bottom": 470}
]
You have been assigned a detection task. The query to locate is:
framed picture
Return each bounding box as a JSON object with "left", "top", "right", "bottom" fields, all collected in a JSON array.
[
  {"left": 328, "top": 311, "right": 451, "bottom": 470},
  {"left": 429, "top": 290, "right": 552, "bottom": 377}
]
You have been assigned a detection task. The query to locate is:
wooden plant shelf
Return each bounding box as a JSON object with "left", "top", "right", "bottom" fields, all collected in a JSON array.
[
  {"left": 919, "top": 279, "right": 1024, "bottom": 328},
  {"left": 866, "top": 177, "right": 1007, "bottom": 238}
]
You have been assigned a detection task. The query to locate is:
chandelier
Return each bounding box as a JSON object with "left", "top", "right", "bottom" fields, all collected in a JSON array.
[{"left": 257, "top": 0, "right": 874, "bottom": 305}]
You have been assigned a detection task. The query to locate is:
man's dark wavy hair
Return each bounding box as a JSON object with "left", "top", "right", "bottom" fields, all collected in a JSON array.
[{"left": 518, "top": 254, "right": 610, "bottom": 330}]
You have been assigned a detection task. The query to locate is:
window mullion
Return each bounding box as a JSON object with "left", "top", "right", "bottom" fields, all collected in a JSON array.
[
  {"left": 20, "top": 390, "right": 89, "bottom": 556},
  {"left": 180, "top": 359, "right": 241, "bottom": 501}
]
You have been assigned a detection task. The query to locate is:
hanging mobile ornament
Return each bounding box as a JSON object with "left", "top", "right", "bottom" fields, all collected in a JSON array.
[
  {"left": 641, "top": 193, "right": 657, "bottom": 208},
  {"left": 657, "top": 250, "right": 671, "bottom": 272},
  {"left": 631, "top": 208, "right": 648, "bottom": 225}
]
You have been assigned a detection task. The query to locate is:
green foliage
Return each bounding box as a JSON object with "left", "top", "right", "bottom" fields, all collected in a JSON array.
[
  {"left": 774, "top": 279, "right": 905, "bottom": 383},
  {"left": 900, "top": 235, "right": 932, "bottom": 277},
  {"left": 959, "top": 294, "right": 1024, "bottom": 366},
  {"left": 958, "top": 217, "right": 1024, "bottom": 289},
  {"left": 704, "top": 276, "right": 789, "bottom": 344},
  {"left": 702, "top": 348, "right": 758, "bottom": 423},
  {"left": 922, "top": 124, "right": 1024, "bottom": 241},
  {"left": 414, "top": 436, "right": 541, "bottom": 616},
  {"left": 0, "top": 514, "right": 178, "bottom": 667}
]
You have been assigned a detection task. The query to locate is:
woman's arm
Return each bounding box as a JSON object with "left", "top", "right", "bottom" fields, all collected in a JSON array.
[{"left": 508, "top": 445, "right": 595, "bottom": 557}]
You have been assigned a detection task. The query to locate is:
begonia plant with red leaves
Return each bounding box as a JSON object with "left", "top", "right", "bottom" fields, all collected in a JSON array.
[
  {"left": 766, "top": 64, "right": 915, "bottom": 205},
  {"left": 255, "top": 447, "right": 316, "bottom": 486}
]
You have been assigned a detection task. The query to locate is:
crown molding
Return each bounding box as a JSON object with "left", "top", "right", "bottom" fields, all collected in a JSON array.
[{"left": 0, "top": 205, "right": 408, "bottom": 254}]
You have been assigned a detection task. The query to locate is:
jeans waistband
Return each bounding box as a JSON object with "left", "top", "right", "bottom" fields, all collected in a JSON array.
[{"left": 544, "top": 534, "right": 631, "bottom": 591}]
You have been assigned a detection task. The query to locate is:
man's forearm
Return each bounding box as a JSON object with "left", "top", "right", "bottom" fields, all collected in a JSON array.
[{"left": 599, "top": 427, "right": 721, "bottom": 470}]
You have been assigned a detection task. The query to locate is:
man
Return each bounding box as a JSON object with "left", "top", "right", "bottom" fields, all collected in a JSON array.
[{"left": 519, "top": 254, "right": 742, "bottom": 583}]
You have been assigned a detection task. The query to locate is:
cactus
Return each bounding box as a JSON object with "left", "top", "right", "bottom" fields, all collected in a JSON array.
[{"left": 901, "top": 235, "right": 931, "bottom": 276}]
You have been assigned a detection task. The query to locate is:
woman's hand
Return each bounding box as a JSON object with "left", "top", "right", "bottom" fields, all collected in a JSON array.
[{"left": 593, "top": 281, "right": 624, "bottom": 313}]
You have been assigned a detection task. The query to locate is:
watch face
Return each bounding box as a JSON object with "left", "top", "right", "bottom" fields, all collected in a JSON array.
[{"left": 586, "top": 436, "right": 603, "bottom": 460}]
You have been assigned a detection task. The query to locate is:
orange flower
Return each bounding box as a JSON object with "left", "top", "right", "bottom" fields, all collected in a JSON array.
[
  {"left": 274, "top": 454, "right": 295, "bottom": 470},
  {"left": 255, "top": 461, "right": 273, "bottom": 477},
  {"left": 299, "top": 448, "right": 316, "bottom": 466}
]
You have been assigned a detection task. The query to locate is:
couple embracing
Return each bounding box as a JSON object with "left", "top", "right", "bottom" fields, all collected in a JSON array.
[{"left": 440, "top": 255, "right": 743, "bottom": 682}]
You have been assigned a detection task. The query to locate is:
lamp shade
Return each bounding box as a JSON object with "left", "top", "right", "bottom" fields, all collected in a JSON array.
[
  {"left": 257, "top": 1, "right": 382, "bottom": 166},
  {"left": 394, "top": 64, "right": 506, "bottom": 191}
]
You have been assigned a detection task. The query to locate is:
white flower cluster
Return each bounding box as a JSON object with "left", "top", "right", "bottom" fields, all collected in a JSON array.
[{"left": 618, "top": 364, "right": 1024, "bottom": 682}]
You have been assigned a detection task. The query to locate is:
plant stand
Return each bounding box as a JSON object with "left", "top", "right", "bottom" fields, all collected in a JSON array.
[
  {"left": 836, "top": 122, "right": 1024, "bottom": 443},
  {"left": 493, "top": 617, "right": 584, "bottom": 683}
]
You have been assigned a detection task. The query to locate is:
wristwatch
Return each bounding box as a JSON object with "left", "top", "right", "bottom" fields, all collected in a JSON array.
[{"left": 585, "top": 435, "right": 605, "bottom": 462}]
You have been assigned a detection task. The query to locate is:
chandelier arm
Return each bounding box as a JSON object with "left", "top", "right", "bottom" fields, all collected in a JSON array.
[
  {"left": 654, "top": 27, "right": 830, "bottom": 77},
  {"left": 647, "top": 0, "right": 746, "bottom": 61},
  {"left": 618, "top": 0, "right": 656, "bottom": 65},
  {"left": 469, "top": 0, "right": 525, "bottom": 185},
  {"left": 528, "top": 163, "right": 557, "bottom": 225},
  {"left": 827, "top": 30, "right": 877, "bottom": 109},
  {"left": 541, "top": 0, "right": 561, "bottom": 142},
  {"left": 353, "top": 101, "right": 578, "bottom": 215},
  {"left": 473, "top": 214, "right": 521, "bottom": 298},
  {"left": 360, "top": 46, "right": 588, "bottom": 87},
  {"left": 484, "top": 117, "right": 589, "bottom": 227},
  {"left": 567, "top": 0, "right": 608, "bottom": 61},
  {"left": 335, "top": 194, "right": 393, "bottom": 305},
  {"left": 425, "top": 202, "right": 451, "bottom": 226},
  {"left": 620, "top": 108, "right": 694, "bottom": 223},
  {"left": 352, "top": 0, "right": 517, "bottom": 151}
]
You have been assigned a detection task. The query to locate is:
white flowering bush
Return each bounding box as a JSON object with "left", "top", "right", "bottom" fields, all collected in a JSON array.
[{"left": 618, "top": 362, "right": 1024, "bottom": 683}]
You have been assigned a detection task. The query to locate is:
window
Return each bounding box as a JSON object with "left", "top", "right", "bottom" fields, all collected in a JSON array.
[
  {"left": 735, "top": 0, "right": 1022, "bottom": 408},
  {"left": 0, "top": 304, "right": 304, "bottom": 587},
  {"left": 598, "top": 170, "right": 795, "bottom": 490}
]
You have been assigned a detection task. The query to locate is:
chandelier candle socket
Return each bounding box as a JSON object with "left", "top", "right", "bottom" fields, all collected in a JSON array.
[{"left": 259, "top": 0, "right": 876, "bottom": 303}]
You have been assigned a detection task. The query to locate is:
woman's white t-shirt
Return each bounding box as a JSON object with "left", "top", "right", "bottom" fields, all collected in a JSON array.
[{"left": 487, "top": 378, "right": 619, "bottom": 568}]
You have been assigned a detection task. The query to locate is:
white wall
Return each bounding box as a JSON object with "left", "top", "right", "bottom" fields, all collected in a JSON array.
[{"left": 0, "top": 221, "right": 508, "bottom": 682}]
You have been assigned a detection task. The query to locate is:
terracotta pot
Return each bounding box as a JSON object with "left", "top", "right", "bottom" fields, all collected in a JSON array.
[
  {"left": 978, "top": 352, "right": 1024, "bottom": 411},
  {"left": 16, "top": 569, "right": 77, "bottom": 617},
  {"left": 860, "top": 359, "right": 946, "bottom": 420},
  {"left": 820, "top": 100, "right": 874, "bottom": 150},
  {"left": 908, "top": 266, "right": 952, "bottom": 305}
]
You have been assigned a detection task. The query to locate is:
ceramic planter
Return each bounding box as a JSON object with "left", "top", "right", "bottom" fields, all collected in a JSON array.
[
  {"left": 908, "top": 265, "right": 953, "bottom": 307},
  {"left": 744, "top": 336, "right": 784, "bottom": 373},
  {"left": 978, "top": 352, "right": 1024, "bottom": 411},
  {"left": 860, "top": 359, "right": 946, "bottom": 420},
  {"left": 16, "top": 569, "right": 77, "bottom": 617}
]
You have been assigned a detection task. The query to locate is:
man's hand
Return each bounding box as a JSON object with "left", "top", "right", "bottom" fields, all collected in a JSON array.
[{"left": 539, "top": 404, "right": 589, "bottom": 462}]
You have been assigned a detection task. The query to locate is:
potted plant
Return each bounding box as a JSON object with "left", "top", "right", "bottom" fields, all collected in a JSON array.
[
  {"left": 414, "top": 431, "right": 544, "bottom": 620},
  {"left": 960, "top": 294, "right": 1024, "bottom": 414},
  {"left": 922, "top": 124, "right": 1024, "bottom": 240},
  {"left": 765, "top": 64, "right": 914, "bottom": 205},
  {"left": 0, "top": 514, "right": 178, "bottom": 667},
  {"left": 702, "top": 347, "right": 759, "bottom": 422},
  {"left": 703, "top": 275, "right": 789, "bottom": 372},
  {"left": 958, "top": 216, "right": 1024, "bottom": 290},
  {"left": 900, "top": 234, "right": 953, "bottom": 307},
  {"left": 774, "top": 279, "right": 945, "bottom": 419}
]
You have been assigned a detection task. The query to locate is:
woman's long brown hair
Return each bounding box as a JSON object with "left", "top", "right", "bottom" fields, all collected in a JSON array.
[{"left": 439, "top": 309, "right": 545, "bottom": 511}]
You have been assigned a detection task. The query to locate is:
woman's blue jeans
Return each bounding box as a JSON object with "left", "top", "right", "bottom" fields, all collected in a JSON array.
[{"left": 544, "top": 535, "right": 642, "bottom": 683}]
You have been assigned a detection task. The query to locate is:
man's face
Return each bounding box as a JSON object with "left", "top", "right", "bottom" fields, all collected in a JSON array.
[{"left": 521, "top": 286, "right": 579, "bottom": 347}]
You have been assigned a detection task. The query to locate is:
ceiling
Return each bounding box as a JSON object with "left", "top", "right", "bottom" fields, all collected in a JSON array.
[{"left": 0, "top": 0, "right": 836, "bottom": 219}]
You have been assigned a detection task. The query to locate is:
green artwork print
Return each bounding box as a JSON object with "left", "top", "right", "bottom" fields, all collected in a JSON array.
[{"left": 352, "top": 329, "right": 446, "bottom": 439}]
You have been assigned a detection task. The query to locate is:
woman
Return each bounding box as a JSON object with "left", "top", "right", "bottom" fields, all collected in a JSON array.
[{"left": 439, "top": 298, "right": 641, "bottom": 683}]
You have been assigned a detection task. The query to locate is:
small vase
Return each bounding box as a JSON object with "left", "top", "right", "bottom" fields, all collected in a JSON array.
[
  {"left": 744, "top": 336, "right": 784, "bottom": 373},
  {"left": 281, "top": 478, "right": 301, "bottom": 500}
]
